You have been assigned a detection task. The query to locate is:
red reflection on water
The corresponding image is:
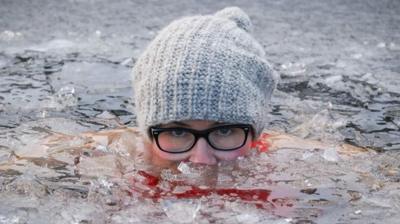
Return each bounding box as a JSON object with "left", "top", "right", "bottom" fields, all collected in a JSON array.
[
  {"left": 130, "top": 169, "right": 294, "bottom": 213},
  {"left": 131, "top": 170, "right": 271, "bottom": 206},
  {"left": 251, "top": 133, "right": 270, "bottom": 152}
]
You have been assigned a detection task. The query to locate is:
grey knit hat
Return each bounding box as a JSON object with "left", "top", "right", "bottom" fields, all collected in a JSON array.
[{"left": 132, "top": 7, "right": 276, "bottom": 138}]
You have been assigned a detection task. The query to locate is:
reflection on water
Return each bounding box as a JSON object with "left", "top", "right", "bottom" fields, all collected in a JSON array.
[{"left": 1, "top": 0, "right": 400, "bottom": 223}]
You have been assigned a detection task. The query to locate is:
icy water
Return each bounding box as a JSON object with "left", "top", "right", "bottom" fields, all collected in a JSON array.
[{"left": 0, "top": 0, "right": 399, "bottom": 223}]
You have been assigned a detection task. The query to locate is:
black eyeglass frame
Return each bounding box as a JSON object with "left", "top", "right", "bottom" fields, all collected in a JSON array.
[{"left": 150, "top": 124, "right": 252, "bottom": 154}]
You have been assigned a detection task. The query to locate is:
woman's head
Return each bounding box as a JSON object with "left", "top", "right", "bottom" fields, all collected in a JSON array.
[{"left": 132, "top": 7, "right": 276, "bottom": 165}]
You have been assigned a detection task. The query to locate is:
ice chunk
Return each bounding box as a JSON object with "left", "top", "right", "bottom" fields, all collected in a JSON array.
[
  {"left": 0, "top": 150, "right": 10, "bottom": 163},
  {"left": 172, "top": 186, "right": 193, "bottom": 194},
  {"left": 0, "top": 215, "right": 21, "bottom": 224},
  {"left": 0, "top": 30, "right": 23, "bottom": 41},
  {"left": 377, "top": 42, "right": 386, "bottom": 48},
  {"left": 29, "top": 39, "right": 75, "bottom": 51},
  {"left": 322, "top": 147, "right": 339, "bottom": 162},
  {"left": 95, "top": 30, "right": 102, "bottom": 37},
  {"left": 98, "top": 178, "right": 114, "bottom": 190},
  {"left": 176, "top": 161, "right": 218, "bottom": 186},
  {"left": 161, "top": 199, "right": 201, "bottom": 223},
  {"left": 280, "top": 62, "right": 306, "bottom": 76},
  {"left": 120, "top": 57, "right": 133, "bottom": 66},
  {"left": 284, "top": 218, "right": 293, "bottom": 223},
  {"left": 302, "top": 151, "right": 314, "bottom": 160},
  {"left": 111, "top": 214, "right": 141, "bottom": 224},
  {"left": 325, "top": 75, "right": 343, "bottom": 85},
  {"left": 46, "top": 86, "right": 78, "bottom": 110},
  {"left": 235, "top": 213, "right": 260, "bottom": 223},
  {"left": 304, "top": 179, "right": 313, "bottom": 187},
  {"left": 177, "top": 162, "right": 216, "bottom": 178},
  {"left": 290, "top": 107, "right": 346, "bottom": 142},
  {"left": 0, "top": 57, "right": 7, "bottom": 68},
  {"left": 351, "top": 53, "right": 363, "bottom": 59},
  {"left": 91, "top": 134, "right": 109, "bottom": 147},
  {"left": 51, "top": 61, "right": 130, "bottom": 94},
  {"left": 388, "top": 42, "right": 399, "bottom": 51},
  {"left": 363, "top": 197, "right": 393, "bottom": 208},
  {"left": 177, "top": 161, "right": 193, "bottom": 175},
  {"left": 96, "top": 110, "right": 117, "bottom": 119}
]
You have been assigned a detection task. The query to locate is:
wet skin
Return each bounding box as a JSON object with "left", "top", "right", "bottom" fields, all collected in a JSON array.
[{"left": 149, "top": 120, "right": 253, "bottom": 167}]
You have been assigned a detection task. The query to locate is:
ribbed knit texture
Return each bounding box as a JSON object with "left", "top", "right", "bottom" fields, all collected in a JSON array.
[{"left": 132, "top": 7, "right": 276, "bottom": 138}]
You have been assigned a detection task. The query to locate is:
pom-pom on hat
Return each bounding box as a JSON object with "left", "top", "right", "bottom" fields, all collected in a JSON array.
[
  {"left": 132, "top": 6, "right": 276, "bottom": 138},
  {"left": 214, "top": 6, "right": 253, "bottom": 32}
]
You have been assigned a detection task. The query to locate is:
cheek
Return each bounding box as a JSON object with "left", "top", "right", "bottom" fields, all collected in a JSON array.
[
  {"left": 151, "top": 142, "right": 189, "bottom": 162},
  {"left": 214, "top": 139, "right": 252, "bottom": 161}
]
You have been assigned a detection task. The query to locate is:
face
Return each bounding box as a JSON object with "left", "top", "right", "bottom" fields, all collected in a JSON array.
[{"left": 149, "top": 120, "right": 253, "bottom": 167}]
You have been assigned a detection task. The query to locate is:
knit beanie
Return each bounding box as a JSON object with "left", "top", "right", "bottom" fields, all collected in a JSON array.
[{"left": 132, "top": 7, "right": 276, "bottom": 138}]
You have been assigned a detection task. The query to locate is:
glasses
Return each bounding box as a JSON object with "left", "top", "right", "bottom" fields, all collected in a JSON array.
[{"left": 150, "top": 124, "right": 252, "bottom": 153}]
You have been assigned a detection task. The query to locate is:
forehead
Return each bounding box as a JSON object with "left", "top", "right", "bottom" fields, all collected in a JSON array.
[{"left": 159, "top": 120, "right": 226, "bottom": 129}]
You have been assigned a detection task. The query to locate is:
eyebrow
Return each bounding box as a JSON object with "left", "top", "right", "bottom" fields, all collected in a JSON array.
[
  {"left": 171, "top": 121, "right": 190, "bottom": 127},
  {"left": 160, "top": 121, "right": 227, "bottom": 128},
  {"left": 161, "top": 121, "right": 190, "bottom": 128}
]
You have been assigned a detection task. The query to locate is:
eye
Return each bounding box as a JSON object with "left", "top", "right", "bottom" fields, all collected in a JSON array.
[
  {"left": 215, "top": 128, "right": 233, "bottom": 136},
  {"left": 170, "top": 129, "right": 187, "bottom": 137}
]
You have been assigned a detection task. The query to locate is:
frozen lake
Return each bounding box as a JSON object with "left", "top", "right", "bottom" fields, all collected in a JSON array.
[{"left": 0, "top": 0, "right": 399, "bottom": 223}]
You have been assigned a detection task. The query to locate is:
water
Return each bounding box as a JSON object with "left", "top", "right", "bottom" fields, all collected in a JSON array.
[{"left": 1, "top": 0, "right": 399, "bottom": 223}]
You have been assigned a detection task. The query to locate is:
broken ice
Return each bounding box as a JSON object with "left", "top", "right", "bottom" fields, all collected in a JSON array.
[
  {"left": 322, "top": 147, "right": 339, "bottom": 162},
  {"left": 161, "top": 199, "right": 201, "bottom": 223},
  {"left": 46, "top": 86, "right": 78, "bottom": 110}
]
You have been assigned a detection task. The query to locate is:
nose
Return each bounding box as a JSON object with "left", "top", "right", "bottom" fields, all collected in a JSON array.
[{"left": 189, "top": 138, "right": 217, "bottom": 165}]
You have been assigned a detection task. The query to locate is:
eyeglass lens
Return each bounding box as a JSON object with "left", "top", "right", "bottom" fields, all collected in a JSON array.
[{"left": 156, "top": 126, "right": 247, "bottom": 153}]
